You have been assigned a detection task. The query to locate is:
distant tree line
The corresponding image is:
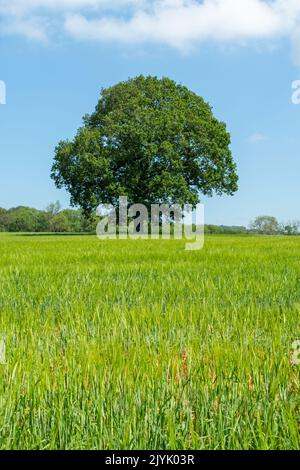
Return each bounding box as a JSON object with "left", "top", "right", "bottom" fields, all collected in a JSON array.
[
  {"left": 249, "top": 216, "right": 300, "bottom": 235},
  {"left": 204, "top": 225, "right": 248, "bottom": 235},
  {"left": 0, "top": 206, "right": 299, "bottom": 236},
  {"left": 0, "top": 202, "right": 97, "bottom": 233}
]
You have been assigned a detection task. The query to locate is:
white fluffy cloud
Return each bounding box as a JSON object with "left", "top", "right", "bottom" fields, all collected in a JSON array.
[
  {"left": 0, "top": 0, "right": 142, "bottom": 40},
  {"left": 247, "top": 133, "right": 269, "bottom": 144},
  {"left": 1, "top": 0, "right": 300, "bottom": 59}
]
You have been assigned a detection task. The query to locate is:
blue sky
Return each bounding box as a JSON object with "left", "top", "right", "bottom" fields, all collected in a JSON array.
[{"left": 0, "top": 0, "right": 300, "bottom": 226}]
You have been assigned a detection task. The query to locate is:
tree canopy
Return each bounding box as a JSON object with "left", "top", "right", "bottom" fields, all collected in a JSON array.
[
  {"left": 51, "top": 75, "right": 238, "bottom": 215},
  {"left": 249, "top": 216, "right": 280, "bottom": 235},
  {"left": 0, "top": 205, "right": 96, "bottom": 233}
]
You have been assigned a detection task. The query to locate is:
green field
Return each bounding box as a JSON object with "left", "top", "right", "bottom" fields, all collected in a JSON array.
[{"left": 0, "top": 233, "right": 299, "bottom": 449}]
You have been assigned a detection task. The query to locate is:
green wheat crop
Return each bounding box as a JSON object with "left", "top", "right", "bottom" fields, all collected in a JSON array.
[{"left": 0, "top": 233, "right": 299, "bottom": 449}]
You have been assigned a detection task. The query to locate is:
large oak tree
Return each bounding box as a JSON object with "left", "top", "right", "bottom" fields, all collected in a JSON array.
[{"left": 51, "top": 76, "right": 238, "bottom": 215}]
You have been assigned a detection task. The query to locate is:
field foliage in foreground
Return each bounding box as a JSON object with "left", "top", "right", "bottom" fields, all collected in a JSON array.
[{"left": 0, "top": 234, "right": 299, "bottom": 449}]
